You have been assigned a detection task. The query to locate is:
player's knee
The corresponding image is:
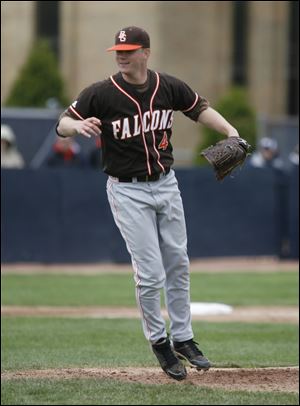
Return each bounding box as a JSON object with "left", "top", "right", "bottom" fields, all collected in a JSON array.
[{"left": 135, "top": 271, "right": 166, "bottom": 290}]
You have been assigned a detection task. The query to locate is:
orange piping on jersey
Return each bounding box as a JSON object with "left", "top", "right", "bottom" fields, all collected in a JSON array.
[
  {"left": 182, "top": 93, "right": 199, "bottom": 113},
  {"left": 110, "top": 75, "right": 152, "bottom": 176},
  {"left": 69, "top": 105, "right": 85, "bottom": 120},
  {"left": 150, "top": 72, "right": 165, "bottom": 173}
]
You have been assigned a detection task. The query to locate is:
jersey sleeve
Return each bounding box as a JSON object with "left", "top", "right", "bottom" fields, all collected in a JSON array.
[
  {"left": 56, "top": 84, "right": 99, "bottom": 137},
  {"left": 164, "top": 74, "right": 209, "bottom": 121},
  {"left": 67, "top": 85, "right": 98, "bottom": 121}
]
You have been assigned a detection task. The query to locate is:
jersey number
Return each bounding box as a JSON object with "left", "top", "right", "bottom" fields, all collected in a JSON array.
[{"left": 158, "top": 132, "right": 169, "bottom": 151}]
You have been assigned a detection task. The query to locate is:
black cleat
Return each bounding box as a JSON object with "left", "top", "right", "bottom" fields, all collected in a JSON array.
[
  {"left": 152, "top": 337, "right": 187, "bottom": 381},
  {"left": 173, "top": 339, "right": 211, "bottom": 371}
]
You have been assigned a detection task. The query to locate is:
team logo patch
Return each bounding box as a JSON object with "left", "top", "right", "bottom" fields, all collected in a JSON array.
[
  {"left": 118, "top": 30, "right": 127, "bottom": 42},
  {"left": 158, "top": 131, "right": 169, "bottom": 150}
]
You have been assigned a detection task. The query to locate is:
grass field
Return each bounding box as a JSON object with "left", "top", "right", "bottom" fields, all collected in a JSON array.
[
  {"left": 2, "top": 378, "right": 298, "bottom": 405},
  {"left": 1, "top": 271, "right": 298, "bottom": 306},
  {"left": 1, "top": 318, "right": 298, "bottom": 370},
  {"left": 1, "top": 269, "right": 299, "bottom": 405}
]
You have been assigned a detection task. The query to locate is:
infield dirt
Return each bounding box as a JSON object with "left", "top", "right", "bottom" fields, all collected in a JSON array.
[{"left": 2, "top": 367, "right": 298, "bottom": 393}]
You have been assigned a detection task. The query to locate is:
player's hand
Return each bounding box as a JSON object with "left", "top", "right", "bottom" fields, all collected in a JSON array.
[
  {"left": 227, "top": 129, "right": 239, "bottom": 138},
  {"left": 76, "top": 117, "right": 102, "bottom": 138}
]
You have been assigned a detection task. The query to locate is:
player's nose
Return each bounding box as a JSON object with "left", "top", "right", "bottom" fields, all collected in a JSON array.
[
  {"left": 117, "top": 54, "right": 128, "bottom": 61},
  {"left": 116, "top": 51, "right": 131, "bottom": 59}
]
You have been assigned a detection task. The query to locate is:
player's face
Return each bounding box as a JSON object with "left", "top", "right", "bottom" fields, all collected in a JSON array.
[{"left": 116, "top": 49, "right": 150, "bottom": 76}]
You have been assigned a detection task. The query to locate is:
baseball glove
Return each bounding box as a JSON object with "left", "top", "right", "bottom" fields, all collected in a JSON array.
[{"left": 201, "top": 137, "right": 251, "bottom": 181}]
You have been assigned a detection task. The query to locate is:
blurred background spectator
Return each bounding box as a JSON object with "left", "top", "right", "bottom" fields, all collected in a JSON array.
[
  {"left": 46, "top": 136, "right": 85, "bottom": 168},
  {"left": 249, "top": 137, "right": 284, "bottom": 170},
  {"left": 1, "top": 124, "right": 25, "bottom": 169},
  {"left": 288, "top": 144, "right": 299, "bottom": 167},
  {"left": 89, "top": 137, "right": 102, "bottom": 170}
]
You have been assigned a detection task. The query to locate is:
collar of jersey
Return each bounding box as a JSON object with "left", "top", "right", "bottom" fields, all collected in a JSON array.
[{"left": 113, "top": 69, "right": 156, "bottom": 99}]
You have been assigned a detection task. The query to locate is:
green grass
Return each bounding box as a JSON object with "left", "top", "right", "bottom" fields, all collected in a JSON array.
[
  {"left": 1, "top": 270, "right": 299, "bottom": 405},
  {"left": 1, "top": 378, "right": 298, "bottom": 405},
  {"left": 1, "top": 271, "right": 298, "bottom": 306},
  {"left": 190, "top": 271, "right": 298, "bottom": 306},
  {"left": 1, "top": 318, "right": 298, "bottom": 371}
]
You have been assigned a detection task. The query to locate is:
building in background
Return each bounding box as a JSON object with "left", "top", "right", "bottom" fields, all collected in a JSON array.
[{"left": 1, "top": 1, "right": 298, "bottom": 165}]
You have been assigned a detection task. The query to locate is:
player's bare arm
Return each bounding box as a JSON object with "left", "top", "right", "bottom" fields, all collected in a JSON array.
[
  {"left": 57, "top": 116, "right": 101, "bottom": 138},
  {"left": 198, "top": 107, "right": 239, "bottom": 138}
]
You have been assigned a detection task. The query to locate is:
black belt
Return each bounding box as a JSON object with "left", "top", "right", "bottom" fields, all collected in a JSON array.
[{"left": 117, "top": 167, "right": 170, "bottom": 183}]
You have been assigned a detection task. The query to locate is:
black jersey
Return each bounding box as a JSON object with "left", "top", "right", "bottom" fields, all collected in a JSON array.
[{"left": 61, "top": 70, "right": 209, "bottom": 177}]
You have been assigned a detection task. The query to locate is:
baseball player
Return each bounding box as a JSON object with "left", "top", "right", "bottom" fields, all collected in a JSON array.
[{"left": 57, "top": 26, "right": 239, "bottom": 381}]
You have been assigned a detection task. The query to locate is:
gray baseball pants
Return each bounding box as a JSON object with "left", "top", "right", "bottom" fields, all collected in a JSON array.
[{"left": 106, "top": 169, "right": 193, "bottom": 343}]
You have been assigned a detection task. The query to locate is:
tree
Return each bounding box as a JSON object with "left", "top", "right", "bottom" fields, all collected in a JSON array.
[
  {"left": 5, "top": 40, "right": 69, "bottom": 108},
  {"left": 194, "top": 87, "right": 257, "bottom": 165}
]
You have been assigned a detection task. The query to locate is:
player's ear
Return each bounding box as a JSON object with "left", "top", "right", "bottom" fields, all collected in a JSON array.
[{"left": 143, "top": 48, "right": 151, "bottom": 58}]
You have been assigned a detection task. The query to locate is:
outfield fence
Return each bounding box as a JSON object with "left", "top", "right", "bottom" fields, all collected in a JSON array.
[{"left": 1, "top": 165, "right": 298, "bottom": 263}]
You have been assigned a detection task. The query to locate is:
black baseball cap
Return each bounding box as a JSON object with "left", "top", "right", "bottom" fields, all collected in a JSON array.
[{"left": 107, "top": 26, "right": 150, "bottom": 51}]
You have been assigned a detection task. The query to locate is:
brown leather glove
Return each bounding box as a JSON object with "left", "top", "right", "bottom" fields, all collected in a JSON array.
[{"left": 201, "top": 137, "right": 251, "bottom": 181}]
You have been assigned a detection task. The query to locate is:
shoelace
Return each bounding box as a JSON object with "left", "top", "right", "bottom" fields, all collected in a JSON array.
[{"left": 184, "top": 340, "right": 204, "bottom": 357}]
